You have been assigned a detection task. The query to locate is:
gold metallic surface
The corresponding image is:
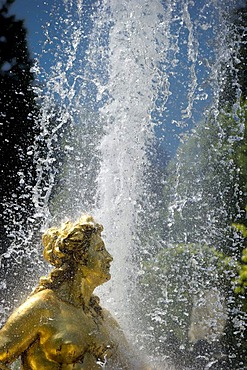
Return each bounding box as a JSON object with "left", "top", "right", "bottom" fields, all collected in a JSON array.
[{"left": 0, "top": 215, "right": 151, "bottom": 369}]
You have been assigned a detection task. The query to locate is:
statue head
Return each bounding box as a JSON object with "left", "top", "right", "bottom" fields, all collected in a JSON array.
[
  {"left": 35, "top": 215, "right": 111, "bottom": 293},
  {"left": 42, "top": 214, "right": 103, "bottom": 268}
]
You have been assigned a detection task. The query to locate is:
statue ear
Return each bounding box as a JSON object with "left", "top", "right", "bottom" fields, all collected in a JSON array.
[{"left": 73, "top": 250, "right": 88, "bottom": 265}]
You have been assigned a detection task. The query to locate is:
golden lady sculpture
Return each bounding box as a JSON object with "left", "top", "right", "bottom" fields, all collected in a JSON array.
[{"left": 0, "top": 215, "right": 151, "bottom": 369}]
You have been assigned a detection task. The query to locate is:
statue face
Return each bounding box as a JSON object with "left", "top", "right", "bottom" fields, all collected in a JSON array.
[{"left": 83, "top": 232, "right": 113, "bottom": 285}]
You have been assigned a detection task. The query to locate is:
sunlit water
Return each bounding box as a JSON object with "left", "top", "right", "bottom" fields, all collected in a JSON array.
[{"left": 1, "top": 0, "right": 246, "bottom": 368}]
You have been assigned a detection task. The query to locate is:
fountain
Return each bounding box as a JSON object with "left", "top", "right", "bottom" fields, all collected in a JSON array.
[{"left": 0, "top": 0, "right": 246, "bottom": 369}]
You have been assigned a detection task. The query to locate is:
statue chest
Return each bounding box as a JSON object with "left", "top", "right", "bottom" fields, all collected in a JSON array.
[{"left": 39, "top": 303, "right": 113, "bottom": 364}]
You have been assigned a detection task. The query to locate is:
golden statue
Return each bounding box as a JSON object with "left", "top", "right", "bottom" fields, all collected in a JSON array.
[{"left": 0, "top": 215, "right": 151, "bottom": 369}]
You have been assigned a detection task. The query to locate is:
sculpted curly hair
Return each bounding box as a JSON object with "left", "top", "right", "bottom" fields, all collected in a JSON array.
[{"left": 33, "top": 215, "right": 103, "bottom": 294}]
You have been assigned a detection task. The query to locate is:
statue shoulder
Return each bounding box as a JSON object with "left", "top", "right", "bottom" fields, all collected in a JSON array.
[
  {"left": 0, "top": 291, "right": 58, "bottom": 364},
  {"left": 12, "top": 289, "right": 59, "bottom": 319},
  {"left": 30, "top": 288, "right": 58, "bottom": 303},
  {"left": 102, "top": 308, "right": 120, "bottom": 327}
]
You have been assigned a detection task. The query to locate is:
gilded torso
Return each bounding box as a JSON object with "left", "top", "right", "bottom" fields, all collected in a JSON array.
[{"left": 21, "top": 290, "right": 116, "bottom": 370}]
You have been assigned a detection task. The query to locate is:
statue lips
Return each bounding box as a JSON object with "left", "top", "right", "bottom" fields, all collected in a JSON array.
[
  {"left": 106, "top": 263, "right": 111, "bottom": 273},
  {"left": 102, "top": 262, "right": 111, "bottom": 280}
]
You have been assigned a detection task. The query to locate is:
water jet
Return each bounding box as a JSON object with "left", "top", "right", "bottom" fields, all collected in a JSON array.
[{"left": 1, "top": 0, "right": 246, "bottom": 368}]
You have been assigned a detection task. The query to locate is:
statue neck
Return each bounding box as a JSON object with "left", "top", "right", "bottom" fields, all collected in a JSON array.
[{"left": 55, "top": 266, "right": 97, "bottom": 309}]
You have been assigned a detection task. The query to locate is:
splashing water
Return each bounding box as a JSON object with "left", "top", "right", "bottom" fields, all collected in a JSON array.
[
  {"left": 94, "top": 0, "right": 170, "bottom": 321},
  {"left": 1, "top": 0, "right": 246, "bottom": 368}
]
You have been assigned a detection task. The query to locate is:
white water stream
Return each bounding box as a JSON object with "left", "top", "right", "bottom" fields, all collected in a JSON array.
[{"left": 1, "top": 0, "right": 246, "bottom": 368}]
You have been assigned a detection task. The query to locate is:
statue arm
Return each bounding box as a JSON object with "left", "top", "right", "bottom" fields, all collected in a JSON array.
[{"left": 0, "top": 296, "right": 44, "bottom": 365}]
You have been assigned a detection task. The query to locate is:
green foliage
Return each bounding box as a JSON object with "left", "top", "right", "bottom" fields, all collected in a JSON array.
[
  {"left": 140, "top": 243, "right": 236, "bottom": 345},
  {"left": 142, "top": 5, "right": 247, "bottom": 365},
  {"left": 232, "top": 4, "right": 247, "bottom": 101},
  {"left": 219, "top": 3, "right": 247, "bottom": 106},
  {"left": 233, "top": 102, "right": 247, "bottom": 215},
  {"left": 232, "top": 221, "right": 247, "bottom": 295},
  {"left": 161, "top": 103, "right": 246, "bottom": 252},
  {"left": 156, "top": 99, "right": 247, "bottom": 365}
]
